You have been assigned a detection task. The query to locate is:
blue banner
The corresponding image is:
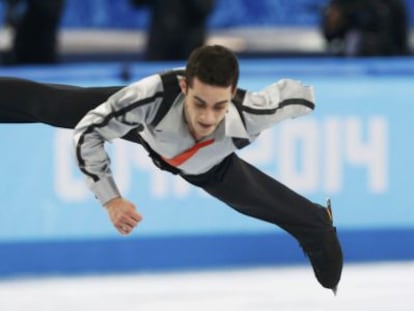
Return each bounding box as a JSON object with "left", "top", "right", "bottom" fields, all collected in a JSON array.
[
  {"left": 0, "top": 58, "right": 413, "bottom": 276},
  {"left": 1, "top": 58, "right": 414, "bottom": 241}
]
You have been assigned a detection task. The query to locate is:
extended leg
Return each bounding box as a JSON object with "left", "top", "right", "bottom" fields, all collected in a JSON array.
[
  {"left": 183, "top": 153, "right": 331, "bottom": 234},
  {"left": 0, "top": 77, "right": 122, "bottom": 128},
  {"left": 183, "top": 153, "right": 343, "bottom": 292}
]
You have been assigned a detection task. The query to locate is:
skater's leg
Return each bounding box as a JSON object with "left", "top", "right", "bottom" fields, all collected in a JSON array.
[
  {"left": 0, "top": 77, "right": 122, "bottom": 128},
  {"left": 183, "top": 153, "right": 343, "bottom": 291},
  {"left": 183, "top": 153, "right": 331, "bottom": 236}
]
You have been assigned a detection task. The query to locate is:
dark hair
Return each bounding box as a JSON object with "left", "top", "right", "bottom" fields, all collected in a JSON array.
[{"left": 185, "top": 45, "right": 239, "bottom": 90}]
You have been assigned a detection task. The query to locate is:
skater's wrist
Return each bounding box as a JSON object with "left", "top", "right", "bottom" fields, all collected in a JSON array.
[{"left": 90, "top": 176, "right": 121, "bottom": 206}]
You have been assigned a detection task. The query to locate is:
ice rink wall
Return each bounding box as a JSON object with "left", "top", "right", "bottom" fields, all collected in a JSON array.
[
  {"left": 0, "top": 0, "right": 413, "bottom": 278},
  {"left": 1, "top": 58, "right": 414, "bottom": 277}
]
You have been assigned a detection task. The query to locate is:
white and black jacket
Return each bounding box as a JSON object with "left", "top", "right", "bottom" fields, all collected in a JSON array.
[{"left": 73, "top": 70, "right": 315, "bottom": 205}]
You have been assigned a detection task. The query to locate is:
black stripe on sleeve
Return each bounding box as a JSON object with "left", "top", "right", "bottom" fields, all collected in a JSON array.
[
  {"left": 242, "top": 98, "right": 315, "bottom": 115},
  {"left": 76, "top": 92, "right": 163, "bottom": 181}
]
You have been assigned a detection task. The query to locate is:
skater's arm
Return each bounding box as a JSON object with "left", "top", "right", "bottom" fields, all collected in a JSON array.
[
  {"left": 73, "top": 75, "right": 163, "bottom": 234},
  {"left": 239, "top": 79, "right": 315, "bottom": 135}
]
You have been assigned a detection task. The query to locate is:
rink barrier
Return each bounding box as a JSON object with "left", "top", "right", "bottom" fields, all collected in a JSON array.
[
  {"left": 0, "top": 229, "right": 413, "bottom": 278},
  {"left": 1, "top": 58, "right": 414, "bottom": 278}
]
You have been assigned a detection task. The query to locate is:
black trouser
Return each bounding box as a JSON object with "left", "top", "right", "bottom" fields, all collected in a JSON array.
[
  {"left": 183, "top": 154, "right": 332, "bottom": 241},
  {"left": 0, "top": 77, "right": 122, "bottom": 127},
  {"left": 0, "top": 77, "right": 332, "bottom": 242}
]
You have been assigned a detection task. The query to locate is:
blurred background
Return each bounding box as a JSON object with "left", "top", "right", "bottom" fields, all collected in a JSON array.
[
  {"left": 0, "top": 1, "right": 414, "bottom": 309},
  {"left": 0, "top": 0, "right": 412, "bottom": 64}
]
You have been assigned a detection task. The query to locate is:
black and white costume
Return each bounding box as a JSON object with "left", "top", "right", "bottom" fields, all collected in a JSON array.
[
  {"left": 74, "top": 70, "right": 315, "bottom": 205},
  {"left": 0, "top": 71, "right": 342, "bottom": 290}
]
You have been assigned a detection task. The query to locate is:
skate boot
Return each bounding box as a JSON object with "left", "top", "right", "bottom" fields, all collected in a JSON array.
[{"left": 299, "top": 199, "right": 343, "bottom": 294}]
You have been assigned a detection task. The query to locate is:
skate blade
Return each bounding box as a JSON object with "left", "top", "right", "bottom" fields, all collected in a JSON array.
[{"left": 326, "top": 197, "right": 333, "bottom": 222}]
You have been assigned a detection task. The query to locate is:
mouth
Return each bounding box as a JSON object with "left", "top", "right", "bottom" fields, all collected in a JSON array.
[{"left": 198, "top": 122, "right": 215, "bottom": 130}]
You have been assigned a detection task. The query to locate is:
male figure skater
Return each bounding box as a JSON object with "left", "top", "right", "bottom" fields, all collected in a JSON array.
[{"left": 0, "top": 45, "right": 343, "bottom": 293}]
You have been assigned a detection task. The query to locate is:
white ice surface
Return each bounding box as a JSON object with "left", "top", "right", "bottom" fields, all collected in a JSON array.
[{"left": 0, "top": 261, "right": 413, "bottom": 311}]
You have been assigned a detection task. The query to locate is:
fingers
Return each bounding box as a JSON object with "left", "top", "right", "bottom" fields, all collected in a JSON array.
[
  {"left": 118, "top": 224, "right": 133, "bottom": 235},
  {"left": 105, "top": 198, "right": 143, "bottom": 236},
  {"left": 116, "top": 212, "right": 142, "bottom": 235},
  {"left": 129, "top": 211, "right": 143, "bottom": 223}
]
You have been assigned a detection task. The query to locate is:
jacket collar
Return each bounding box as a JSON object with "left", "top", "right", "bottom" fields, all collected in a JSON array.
[
  {"left": 155, "top": 94, "right": 250, "bottom": 140},
  {"left": 224, "top": 103, "right": 250, "bottom": 139}
]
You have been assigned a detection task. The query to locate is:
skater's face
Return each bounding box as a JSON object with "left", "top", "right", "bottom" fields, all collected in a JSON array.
[{"left": 180, "top": 77, "right": 234, "bottom": 141}]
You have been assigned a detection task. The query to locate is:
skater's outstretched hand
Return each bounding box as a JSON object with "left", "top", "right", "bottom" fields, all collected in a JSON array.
[{"left": 105, "top": 197, "right": 142, "bottom": 235}]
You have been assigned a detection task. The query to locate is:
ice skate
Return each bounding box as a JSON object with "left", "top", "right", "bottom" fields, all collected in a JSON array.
[{"left": 299, "top": 199, "right": 343, "bottom": 294}]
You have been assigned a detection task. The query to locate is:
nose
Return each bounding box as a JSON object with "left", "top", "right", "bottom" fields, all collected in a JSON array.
[{"left": 199, "top": 108, "right": 215, "bottom": 124}]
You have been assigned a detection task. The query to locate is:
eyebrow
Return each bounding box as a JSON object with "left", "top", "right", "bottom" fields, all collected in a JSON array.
[{"left": 194, "top": 95, "right": 229, "bottom": 106}]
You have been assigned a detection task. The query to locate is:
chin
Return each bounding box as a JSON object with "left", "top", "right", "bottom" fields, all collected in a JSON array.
[
  {"left": 194, "top": 130, "right": 212, "bottom": 140},
  {"left": 201, "top": 128, "right": 214, "bottom": 136}
]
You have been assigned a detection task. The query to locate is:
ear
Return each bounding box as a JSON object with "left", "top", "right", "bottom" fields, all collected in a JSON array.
[
  {"left": 179, "top": 78, "right": 187, "bottom": 94},
  {"left": 231, "top": 87, "right": 238, "bottom": 98}
]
